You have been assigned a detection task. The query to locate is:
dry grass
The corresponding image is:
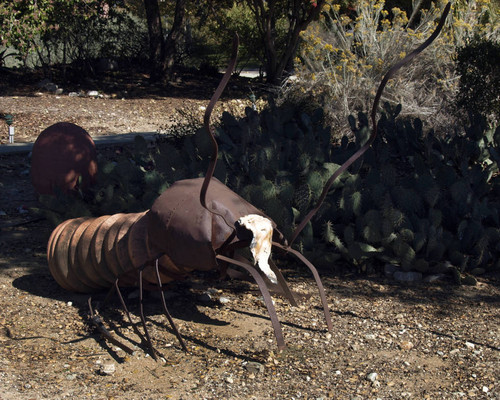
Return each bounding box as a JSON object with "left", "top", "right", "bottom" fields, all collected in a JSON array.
[{"left": 280, "top": 0, "right": 499, "bottom": 137}]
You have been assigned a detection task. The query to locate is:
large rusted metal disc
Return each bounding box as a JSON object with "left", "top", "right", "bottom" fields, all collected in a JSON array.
[
  {"left": 102, "top": 213, "right": 129, "bottom": 279},
  {"left": 68, "top": 217, "right": 108, "bottom": 290},
  {"left": 113, "top": 212, "right": 147, "bottom": 286},
  {"left": 52, "top": 217, "right": 96, "bottom": 293},
  {"left": 47, "top": 219, "right": 77, "bottom": 291},
  {"left": 89, "top": 214, "right": 128, "bottom": 285},
  {"left": 126, "top": 213, "right": 165, "bottom": 285},
  {"left": 127, "top": 213, "right": 152, "bottom": 270},
  {"left": 31, "top": 122, "right": 97, "bottom": 195},
  {"left": 76, "top": 215, "right": 112, "bottom": 287}
]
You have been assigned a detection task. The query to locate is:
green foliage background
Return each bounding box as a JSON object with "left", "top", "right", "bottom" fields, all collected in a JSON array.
[{"left": 35, "top": 102, "right": 500, "bottom": 284}]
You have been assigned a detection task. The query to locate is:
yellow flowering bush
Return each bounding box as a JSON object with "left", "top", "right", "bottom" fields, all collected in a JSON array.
[{"left": 281, "top": 0, "right": 499, "bottom": 135}]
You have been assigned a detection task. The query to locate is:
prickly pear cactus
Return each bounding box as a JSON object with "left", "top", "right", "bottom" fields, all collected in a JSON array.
[{"left": 324, "top": 104, "right": 500, "bottom": 281}]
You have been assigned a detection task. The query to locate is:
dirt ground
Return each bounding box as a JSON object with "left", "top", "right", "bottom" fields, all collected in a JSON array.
[
  {"left": 0, "top": 67, "right": 259, "bottom": 144},
  {"left": 0, "top": 69, "right": 499, "bottom": 400}
]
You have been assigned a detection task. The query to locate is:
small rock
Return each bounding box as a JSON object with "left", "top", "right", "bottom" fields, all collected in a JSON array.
[
  {"left": 384, "top": 264, "right": 398, "bottom": 277},
  {"left": 482, "top": 386, "right": 489, "bottom": 393},
  {"left": 87, "top": 90, "right": 99, "bottom": 97},
  {"left": 423, "top": 274, "right": 445, "bottom": 283},
  {"left": 68, "top": 92, "right": 79, "bottom": 97},
  {"left": 365, "top": 334, "right": 376, "bottom": 340},
  {"left": 55, "top": 88, "right": 64, "bottom": 95},
  {"left": 66, "top": 301, "right": 73, "bottom": 307},
  {"left": 400, "top": 340, "right": 414, "bottom": 350},
  {"left": 462, "top": 275, "right": 477, "bottom": 286},
  {"left": 226, "top": 376, "right": 234, "bottom": 384},
  {"left": 66, "top": 374, "right": 77, "bottom": 380},
  {"left": 45, "top": 83, "right": 58, "bottom": 93},
  {"left": 465, "top": 342, "right": 475, "bottom": 349},
  {"left": 207, "top": 288, "right": 220, "bottom": 295},
  {"left": 394, "top": 271, "right": 422, "bottom": 282},
  {"left": 100, "top": 363, "right": 116, "bottom": 375},
  {"left": 366, "top": 372, "right": 378, "bottom": 382},
  {"left": 245, "top": 361, "right": 264, "bottom": 374},
  {"left": 219, "top": 296, "right": 230, "bottom": 304},
  {"left": 36, "top": 78, "right": 52, "bottom": 88}
]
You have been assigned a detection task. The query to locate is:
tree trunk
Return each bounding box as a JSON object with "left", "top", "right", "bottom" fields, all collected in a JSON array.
[
  {"left": 144, "top": 0, "right": 166, "bottom": 81},
  {"left": 164, "top": 0, "right": 186, "bottom": 75},
  {"left": 248, "top": 0, "right": 326, "bottom": 85}
]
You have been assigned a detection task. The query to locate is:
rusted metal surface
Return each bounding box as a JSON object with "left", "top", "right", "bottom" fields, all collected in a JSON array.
[
  {"left": 31, "top": 122, "right": 97, "bottom": 195},
  {"left": 147, "top": 177, "right": 282, "bottom": 272}
]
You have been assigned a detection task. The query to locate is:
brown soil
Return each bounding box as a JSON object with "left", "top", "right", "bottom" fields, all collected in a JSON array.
[
  {"left": 0, "top": 69, "right": 499, "bottom": 400},
  {"left": 0, "top": 67, "right": 260, "bottom": 144}
]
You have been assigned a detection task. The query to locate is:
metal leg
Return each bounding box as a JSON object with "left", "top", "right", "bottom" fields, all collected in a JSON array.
[
  {"left": 87, "top": 296, "right": 135, "bottom": 355},
  {"left": 153, "top": 259, "right": 188, "bottom": 352},
  {"left": 114, "top": 278, "right": 148, "bottom": 344},
  {"left": 138, "top": 269, "right": 157, "bottom": 360},
  {"left": 269, "top": 258, "right": 298, "bottom": 307},
  {"left": 232, "top": 253, "right": 298, "bottom": 307},
  {"left": 273, "top": 242, "right": 333, "bottom": 332},
  {"left": 216, "top": 254, "right": 286, "bottom": 350}
]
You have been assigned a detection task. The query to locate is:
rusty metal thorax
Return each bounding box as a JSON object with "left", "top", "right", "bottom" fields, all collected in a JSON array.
[{"left": 147, "top": 177, "right": 286, "bottom": 272}]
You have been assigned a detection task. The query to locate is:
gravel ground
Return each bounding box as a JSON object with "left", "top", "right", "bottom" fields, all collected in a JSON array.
[
  {"left": 0, "top": 69, "right": 499, "bottom": 400},
  {"left": 0, "top": 152, "right": 499, "bottom": 400}
]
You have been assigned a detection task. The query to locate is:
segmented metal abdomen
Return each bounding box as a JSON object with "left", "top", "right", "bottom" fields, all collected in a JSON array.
[{"left": 47, "top": 211, "right": 187, "bottom": 293}]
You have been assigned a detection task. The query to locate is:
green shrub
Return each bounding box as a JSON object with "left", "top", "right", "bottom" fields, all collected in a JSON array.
[
  {"left": 455, "top": 37, "right": 500, "bottom": 125},
  {"left": 324, "top": 105, "right": 500, "bottom": 279},
  {"left": 283, "top": 0, "right": 499, "bottom": 137},
  {"left": 34, "top": 102, "right": 500, "bottom": 282}
]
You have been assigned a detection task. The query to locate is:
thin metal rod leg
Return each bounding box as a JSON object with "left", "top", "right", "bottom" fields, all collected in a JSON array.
[
  {"left": 139, "top": 269, "right": 157, "bottom": 360},
  {"left": 114, "top": 278, "right": 147, "bottom": 344},
  {"left": 216, "top": 254, "right": 286, "bottom": 350},
  {"left": 233, "top": 253, "right": 297, "bottom": 307},
  {"left": 102, "top": 283, "right": 117, "bottom": 306},
  {"left": 87, "top": 296, "right": 135, "bottom": 355},
  {"left": 269, "top": 259, "right": 298, "bottom": 307},
  {"left": 153, "top": 259, "right": 188, "bottom": 352},
  {"left": 274, "top": 243, "right": 333, "bottom": 332}
]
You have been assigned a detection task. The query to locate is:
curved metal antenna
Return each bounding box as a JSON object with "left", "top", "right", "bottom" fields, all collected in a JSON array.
[
  {"left": 288, "top": 2, "right": 451, "bottom": 247},
  {"left": 200, "top": 34, "right": 239, "bottom": 225}
]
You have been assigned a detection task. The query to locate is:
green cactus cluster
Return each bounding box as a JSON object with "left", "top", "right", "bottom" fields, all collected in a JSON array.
[
  {"left": 213, "top": 106, "right": 348, "bottom": 244},
  {"left": 322, "top": 104, "right": 500, "bottom": 281},
  {"left": 34, "top": 102, "right": 500, "bottom": 282}
]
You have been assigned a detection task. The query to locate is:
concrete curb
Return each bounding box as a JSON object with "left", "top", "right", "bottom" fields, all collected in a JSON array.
[{"left": 0, "top": 132, "right": 158, "bottom": 155}]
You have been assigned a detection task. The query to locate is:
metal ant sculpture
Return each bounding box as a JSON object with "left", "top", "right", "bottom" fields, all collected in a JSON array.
[{"left": 47, "top": 2, "right": 450, "bottom": 358}]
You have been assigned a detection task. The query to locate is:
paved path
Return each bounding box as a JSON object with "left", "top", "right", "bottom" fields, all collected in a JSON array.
[{"left": 0, "top": 132, "right": 157, "bottom": 155}]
